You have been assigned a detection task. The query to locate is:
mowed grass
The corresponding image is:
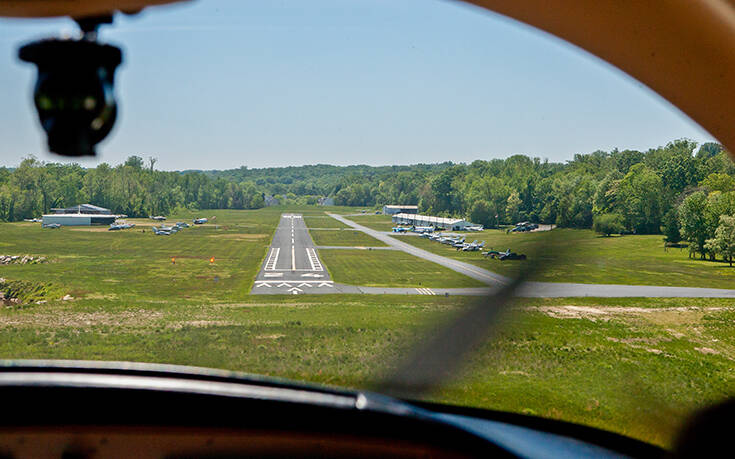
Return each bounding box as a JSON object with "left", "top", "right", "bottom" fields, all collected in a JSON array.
[
  {"left": 303, "top": 215, "right": 350, "bottom": 229},
  {"left": 0, "top": 293, "right": 733, "bottom": 447},
  {"left": 347, "top": 214, "right": 395, "bottom": 231},
  {"left": 395, "top": 228, "right": 735, "bottom": 288},
  {"left": 0, "top": 208, "right": 281, "bottom": 302},
  {"left": 318, "top": 249, "right": 486, "bottom": 287},
  {"left": 310, "top": 229, "right": 387, "bottom": 247}
]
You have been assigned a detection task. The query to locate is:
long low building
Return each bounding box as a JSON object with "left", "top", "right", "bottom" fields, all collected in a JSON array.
[
  {"left": 391, "top": 213, "right": 482, "bottom": 231},
  {"left": 42, "top": 213, "right": 117, "bottom": 226},
  {"left": 383, "top": 205, "right": 418, "bottom": 215}
]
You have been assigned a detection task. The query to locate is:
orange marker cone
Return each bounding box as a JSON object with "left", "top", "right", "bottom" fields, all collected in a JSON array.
[
  {"left": 171, "top": 257, "right": 176, "bottom": 264},
  {"left": 210, "top": 256, "right": 215, "bottom": 264}
]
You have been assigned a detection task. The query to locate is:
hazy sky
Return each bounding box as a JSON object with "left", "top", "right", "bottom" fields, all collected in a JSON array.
[{"left": 0, "top": 0, "right": 715, "bottom": 171}]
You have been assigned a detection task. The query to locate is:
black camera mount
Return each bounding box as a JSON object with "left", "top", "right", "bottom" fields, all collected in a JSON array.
[{"left": 18, "top": 15, "right": 122, "bottom": 157}]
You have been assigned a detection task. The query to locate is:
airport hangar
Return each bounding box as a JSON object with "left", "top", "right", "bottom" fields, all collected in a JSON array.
[
  {"left": 391, "top": 213, "right": 481, "bottom": 231},
  {"left": 382, "top": 205, "right": 418, "bottom": 215},
  {"left": 42, "top": 204, "right": 119, "bottom": 226}
]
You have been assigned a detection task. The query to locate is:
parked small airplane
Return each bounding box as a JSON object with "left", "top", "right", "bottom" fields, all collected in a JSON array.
[
  {"left": 150, "top": 215, "right": 166, "bottom": 221},
  {"left": 392, "top": 227, "right": 408, "bottom": 233},
  {"left": 484, "top": 248, "right": 527, "bottom": 260},
  {"left": 24, "top": 218, "right": 42, "bottom": 223},
  {"left": 109, "top": 221, "right": 136, "bottom": 231},
  {"left": 413, "top": 226, "right": 434, "bottom": 234},
  {"left": 152, "top": 227, "right": 171, "bottom": 235},
  {"left": 193, "top": 218, "right": 208, "bottom": 224},
  {"left": 462, "top": 241, "right": 485, "bottom": 252},
  {"left": 175, "top": 222, "right": 190, "bottom": 228},
  {"left": 466, "top": 226, "right": 484, "bottom": 232},
  {"left": 42, "top": 223, "right": 61, "bottom": 229},
  {"left": 453, "top": 239, "right": 473, "bottom": 249}
]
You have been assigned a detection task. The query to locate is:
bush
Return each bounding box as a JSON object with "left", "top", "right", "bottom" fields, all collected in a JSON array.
[{"left": 593, "top": 213, "right": 625, "bottom": 236}]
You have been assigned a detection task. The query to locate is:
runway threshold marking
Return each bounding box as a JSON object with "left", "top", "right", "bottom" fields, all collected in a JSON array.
[
  {"left": 254, "top": 281, "right": 334, "bottom": 288},
  {"left": 305, "top": 248, "right": 323, "bottom": 271},
  {"left": 416, "top": 288, "right": 435, "bottom": 295},
  {"left": 264, "top": 248, "right": 280, "bottom": 271}
]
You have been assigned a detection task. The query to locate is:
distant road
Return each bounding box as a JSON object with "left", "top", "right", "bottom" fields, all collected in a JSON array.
[{"left": 328, "top": 213, "right": 735, "bottom": 298}]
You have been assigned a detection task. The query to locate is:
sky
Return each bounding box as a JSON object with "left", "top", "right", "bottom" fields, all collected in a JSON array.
[{"left": 0, "top": 0, "right": 715, "bottom": 171}]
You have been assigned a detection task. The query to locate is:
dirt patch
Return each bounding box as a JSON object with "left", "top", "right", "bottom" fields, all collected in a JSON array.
[
  {"left": 256, "top": 334, "right": 285, "bottom": 340},
  {"left": 531, "top": 305, "right": 731, "bottom": 324},
  {"left": 606, "top": 337, "right": 668, "bottom": 355},
  {"left": 84, "top": 293, "right": 118, "bottom": 300},
  {"left": 167, "top": 320, "right": 236, "bottom": 330},
  {"left": 535, "top": 306, "right": 610, "bottom": 321},
  {"left": 0, "top": 310, "right": 166, "bottom": 328},
  {"left": 207, "top": 234, "right": 267, "bottom": 240},
  {"left": 695, "top": 347, "right": 720, "bottom": 355}
]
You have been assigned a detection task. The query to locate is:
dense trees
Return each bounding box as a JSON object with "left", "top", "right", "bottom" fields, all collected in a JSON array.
[
  {"left": 593, "top": 213, "right": 625, "bottom": 236},
  {"left": 2, "top": 140, "right": 734, "bottom": 252},
  {"left": 0, "top": 156, "right": 264, "bottom": 221},
  {"left": 705, "top": 215, "right": 735, "bottom": 266}
]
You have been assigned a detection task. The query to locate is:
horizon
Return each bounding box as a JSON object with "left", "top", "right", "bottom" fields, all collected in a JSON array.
[{"left": 1, "top": 136, "right": 717, "bottom": 172}]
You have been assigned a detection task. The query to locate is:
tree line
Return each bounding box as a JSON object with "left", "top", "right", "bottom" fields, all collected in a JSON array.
[
  {"left": 0, "top": 156, "right": 264, "bottom": 221},
  {"left": 2, "top": 139, "right": 734, "bottom": 258}
]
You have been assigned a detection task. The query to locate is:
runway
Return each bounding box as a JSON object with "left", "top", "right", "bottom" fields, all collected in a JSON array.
[{"left": 251, "top": 214, "right": 354, "bottom": 295}]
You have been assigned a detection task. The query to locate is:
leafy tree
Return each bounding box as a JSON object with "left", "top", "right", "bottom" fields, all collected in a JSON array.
[
  {"left": 618, "top": 164, "right": 664, "bottom": 233},
  {"left": 469, "top": 200, "right": 492, "bottom": 228},
  {"left": 704, "top": 215, "right": 735, "bottom": 266},
  {"left": 700, "top": 173, "right": 735, "bottom": 193},
  {"left": 679, "top": 191, "right": 710, "bottom": 258},
  {"left": 593, "top": 213, "right": 625, "bottom": 236},
  {"left": 661, "top": 208, "right": 681, "bottom": 243},
  {"left": 505, "top": 191, "right": 522, "bottom": 224}
]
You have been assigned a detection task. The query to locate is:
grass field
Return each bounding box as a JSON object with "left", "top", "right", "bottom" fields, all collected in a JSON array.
[
  {"left": 310, "top": 229, "right": 387, "bottom": 247},
  {"left": 318, "top": 249, "right": 485, "bottom": 287},
  {"left": 347, "top": 214, "right": 395, "bottom": 231},
  {"left": 0, "top": 208, "right": 281, "bottom": 303},
  {"left": 3, "top": 206, "right": 735, "bottom": 448},
  {"left": 0, "top": 292, "right": 733, "bottom": 447},
  {"left": 394, "top": 228, "right": 735, "bottom": 288},
  {"left": 303, "top": 215, "right": 350, "bottom": 229}
]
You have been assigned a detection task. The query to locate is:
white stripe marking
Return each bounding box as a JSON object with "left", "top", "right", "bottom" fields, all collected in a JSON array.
[
  {"left": 305, "top": 248, "right": 323, "bottom": 271},
  {"left": 264, "top": 248, "right": 280, "bottom": 271},
  {"left": 291, "top": 245, "right": 296, "bottom": 271}
]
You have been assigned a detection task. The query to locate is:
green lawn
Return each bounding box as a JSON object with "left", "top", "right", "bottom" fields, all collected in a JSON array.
[
  {"left": 310, "top": 229, "right": 387, "bottom": 247},
  {"left": 347, "top": 214, "right": 395, "bottom": 231},
  {"left": 396, "top": 228, "right": 735, "bottom": 288},
  {"left": 3, "top": 208, "right": 735, "bottom": 448},
  {"left": 0, "top": 208, "right": 280, "bottom": 303},
  {"left": 303, "top": 215, "right": 350, "bottom": 229},
  {"left": 0, "top": 292, "right": 733, "bottom": 447},
  {"left": 318, "top": 249, "right": 487, "bottom": 288}
]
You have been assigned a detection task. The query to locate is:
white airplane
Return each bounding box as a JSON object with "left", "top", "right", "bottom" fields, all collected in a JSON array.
[
  {"left": 193, "top": 217, "right": 208, "bottom": 224},
  {"left": 462, "top": 241, "right": 486, "bottom": 252},
  {"left": 413, "top": 226, "right": 434, "bottom": 234},
  {"left": 150, "top": 215, "right": 166, "bottom": 221},
  {"left": 466, "top": 226, "right": 484, "bottom": 232}
]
